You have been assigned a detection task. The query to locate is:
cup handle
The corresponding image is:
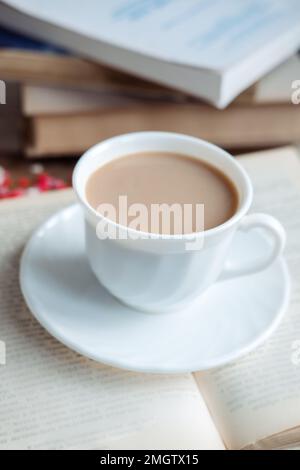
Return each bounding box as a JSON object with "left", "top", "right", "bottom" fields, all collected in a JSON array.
[{"left": 219, "top": 213, "right": 286, "bottom": 282}]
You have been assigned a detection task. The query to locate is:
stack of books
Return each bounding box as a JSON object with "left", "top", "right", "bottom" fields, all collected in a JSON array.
[{"left": 0, "top": 0, "right": 299, "bottom": 157}]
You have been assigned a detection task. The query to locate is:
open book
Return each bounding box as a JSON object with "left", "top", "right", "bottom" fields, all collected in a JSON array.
[
  {"left": 0, "top": 146, "right": 300, "bottom": 450},
  {"left": 0, "top": 0, "right": 300, "bottom": 108}
]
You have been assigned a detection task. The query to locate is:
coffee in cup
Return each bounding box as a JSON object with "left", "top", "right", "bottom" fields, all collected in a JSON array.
[{"left": 85, "top": 152, "right": 239, "bottom": 235}]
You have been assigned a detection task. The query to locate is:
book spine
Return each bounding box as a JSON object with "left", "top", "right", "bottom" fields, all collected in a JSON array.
[{"left": 24, "top": 103, "right": 300, "bottom": 158}]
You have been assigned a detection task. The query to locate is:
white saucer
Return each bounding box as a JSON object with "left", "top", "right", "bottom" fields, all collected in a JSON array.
[{"left": 20, "top": 204, "right": 290, "bottom": 374}]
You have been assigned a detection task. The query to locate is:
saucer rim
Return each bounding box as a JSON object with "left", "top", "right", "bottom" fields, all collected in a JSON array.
[{"left": 19, "top": 204, "right": 291, "bottom": 374}]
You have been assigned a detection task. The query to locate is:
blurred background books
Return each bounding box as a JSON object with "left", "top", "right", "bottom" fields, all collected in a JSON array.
[{"left": 0, "top": 0, "right": 300, "bottom": 159}]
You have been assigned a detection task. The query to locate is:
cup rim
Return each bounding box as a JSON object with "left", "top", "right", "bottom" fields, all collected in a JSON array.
[{"left": 73, "top": 131, "right": 253, "bottom": 241}]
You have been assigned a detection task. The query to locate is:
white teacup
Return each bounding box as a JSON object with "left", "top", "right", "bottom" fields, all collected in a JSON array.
[{"left": 73, "top": 132, "right": 286, "bottom": 313}]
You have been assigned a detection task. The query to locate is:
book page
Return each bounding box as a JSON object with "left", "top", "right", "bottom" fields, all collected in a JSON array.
[
  {"left": 0, "top": 190, "right": 224, "bottom": 450},
  {"left": 2, "top": 0, "right": 300, "bottom": 70},
  {"left": 196, "top": 147, "right": 300, "bottom": 450}
]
